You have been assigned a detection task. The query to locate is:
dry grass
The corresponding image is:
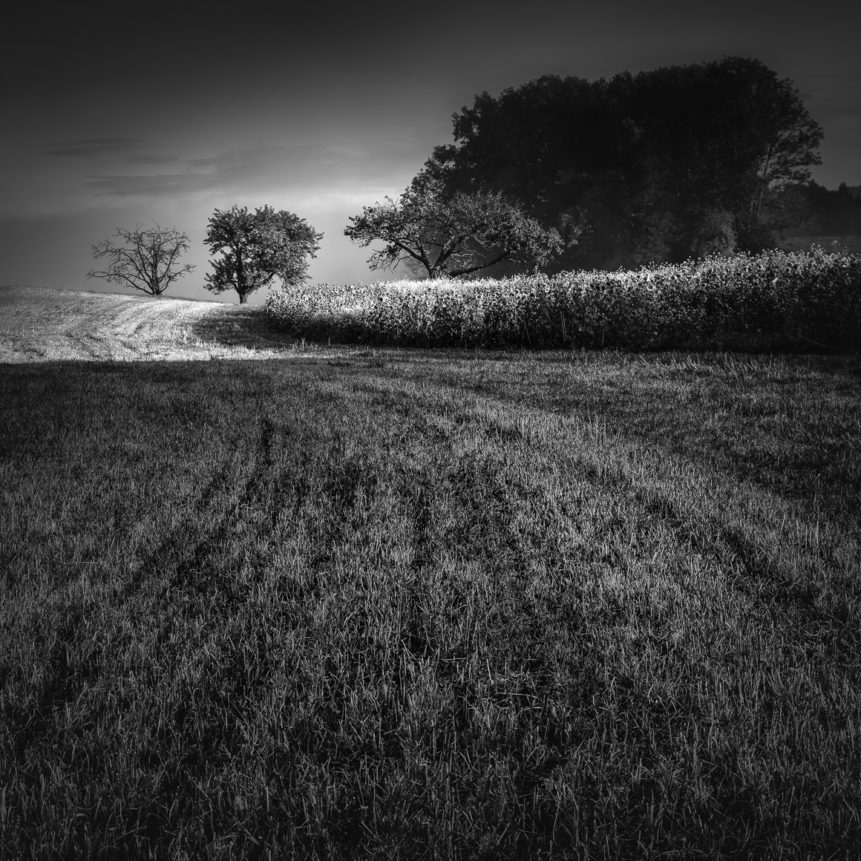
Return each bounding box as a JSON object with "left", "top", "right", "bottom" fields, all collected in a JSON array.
[{"left": 0, "top": 285, "right": 336, "bottom": 362}]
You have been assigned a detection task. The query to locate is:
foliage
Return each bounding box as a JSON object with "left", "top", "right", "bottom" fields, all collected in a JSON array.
[
  {"left": 87, "top": 224, "right": 194, "bottom": 296},
  {"left": 766, "top": 180, "right": 861, "bottom": 237},
  {"left": 630, "top": 57, "right": 823, "bottom": 248},
  {"left": 344, "top": 178, "right": 563, "bottom": 278},
  {"left": 2, "top": 352, "right": 860, "bottom": 857},
  {"left": 266, "top": 247, "right": 861, "bottom": 351},
  {"left": 204, "top": 205, "right": 322, "bottom": 304},
  {"left": 421, "top": 57, "right": 823, "bottom": 269}
]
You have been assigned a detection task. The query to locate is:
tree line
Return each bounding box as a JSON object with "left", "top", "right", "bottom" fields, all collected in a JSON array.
[
  {"left": 89, "top": 56, "right": 836, "bottom": 302},
  {"left": 415, "top": 56, "right": 824, "bottom": 271},
  {"left": 88, "top": 207, "right": 323, "bottom": 304}
]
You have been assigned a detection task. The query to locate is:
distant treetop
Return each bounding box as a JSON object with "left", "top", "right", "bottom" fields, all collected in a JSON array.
[
  {"left": 203, "top": 205, "right": 323, "bottom": 304},
  {"left": 418, "top": 57, "right": 824, "bottom": 270}
]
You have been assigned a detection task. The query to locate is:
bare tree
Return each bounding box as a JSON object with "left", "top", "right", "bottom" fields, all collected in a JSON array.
[{"left": 88, "top": 224, "right": 195, "bottom": 296}]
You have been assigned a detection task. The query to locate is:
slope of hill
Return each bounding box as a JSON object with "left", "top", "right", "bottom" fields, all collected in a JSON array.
[{"left": 0, "top": 285, "right": 330, "bottom": 362}]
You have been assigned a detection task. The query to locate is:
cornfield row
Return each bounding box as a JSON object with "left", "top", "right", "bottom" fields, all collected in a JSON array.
[{"left": 266, "top": 247, "right": 861, "bottom": 350}]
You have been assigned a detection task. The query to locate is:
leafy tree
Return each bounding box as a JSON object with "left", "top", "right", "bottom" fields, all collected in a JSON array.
[
  {"left": 88, "top": 224, "right": 194, "bottom": 296},
  {"left": 345, "top": 178, "right": 562, "bottom": 278},
  {"left": 760, "top": 184, "right": 819, "bottom": 239},
  {"left": 204, "top": 205, "right": 322, "bottom": 304},
  {"left": 783, "top": 181, "right": 861, "bottom": 235},
  {"left": 424, "top": 57, "right": 823, "bottom": 267},
  {"left": 628, "top": 57, "right": 823, "bottom": 250}
]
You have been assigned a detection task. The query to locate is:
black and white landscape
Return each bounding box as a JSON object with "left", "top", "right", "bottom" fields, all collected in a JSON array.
[{"left": 2, "top": 0, "right": 860, "bottom": 856}]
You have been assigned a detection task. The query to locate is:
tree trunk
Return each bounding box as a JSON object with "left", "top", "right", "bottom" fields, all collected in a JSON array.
[{"left": 238, "top": 293, "right": 248, "bottom": 304}]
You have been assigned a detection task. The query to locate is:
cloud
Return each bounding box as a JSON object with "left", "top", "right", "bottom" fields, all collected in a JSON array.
[
  {"left": 45, "top": 138, "right": 144, "bottom": 158},
  {"left": 45, "top": 139, "right": 180, "bottom": 167},
  {"left": 85, "top": 140, "right": 424, "bottom": 200},
  {"left": 127, "top": 154, "right": 182, "bottom": 165},
  {"left": 85, "top": 173, "right": 216, "bottom": 197},
  {"left": 186, "top": 143, "right": 332, "bottom": 171}
]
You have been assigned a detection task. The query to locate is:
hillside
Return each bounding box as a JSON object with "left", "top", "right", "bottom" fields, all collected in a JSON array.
[{"left": 0, "top": 285, "right": 330, "bottom": 362}]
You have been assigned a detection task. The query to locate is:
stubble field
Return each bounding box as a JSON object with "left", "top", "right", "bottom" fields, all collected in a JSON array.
[{"left": 1, "top": 286, "right": 860, "bottom": 858}]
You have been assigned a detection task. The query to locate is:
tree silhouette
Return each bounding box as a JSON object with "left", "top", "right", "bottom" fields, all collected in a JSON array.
[{"left": 422, "top": 57, "right": 823, "bottom": 267}]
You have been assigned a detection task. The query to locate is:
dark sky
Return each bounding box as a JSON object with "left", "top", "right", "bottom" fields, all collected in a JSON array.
[{"left": 2, "top": 0, "right": 859, "bottom": 301}]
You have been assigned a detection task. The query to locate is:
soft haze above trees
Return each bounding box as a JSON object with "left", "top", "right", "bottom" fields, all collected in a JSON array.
[
  {"left": 204, "top": 205, "right": 323, "bottom": 304},
  {"left": 345, "top": 176, "right": 563, "bottom": 278},
  {"left": 419, "top": 57, "right": 824, "bottom": 270},
  {"left": 88, "top": 225, "right": 195, "bottom": 296}
]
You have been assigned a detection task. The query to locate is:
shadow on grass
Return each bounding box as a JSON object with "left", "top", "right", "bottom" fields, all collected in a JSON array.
[
  {"left": 187, "top": 304, "right": 465, "bottom": 362},
  {"left": 187, "top": 303, "right": 861, "bottom": 381},
  {"left": 189, "top": 304, "right": 303, "bottom": 352}
]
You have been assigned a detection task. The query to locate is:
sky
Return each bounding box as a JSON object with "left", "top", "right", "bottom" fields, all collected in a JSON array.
[{"left": 1, "top": 0, "right": 859, "bottom": 303}]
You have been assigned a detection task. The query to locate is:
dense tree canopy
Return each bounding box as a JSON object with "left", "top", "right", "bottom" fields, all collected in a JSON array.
[
  {"left": 763, "top": 181, "right": 861, "bottom": 237},
  {"left": 345, "top": 178, "right": 562, "bottom": 278},
  {"left": 422, "top": 57, "right": 824, "bottom": 269},
  {"left": 204, "top": 205, "right": 322, "bottom": 303}
]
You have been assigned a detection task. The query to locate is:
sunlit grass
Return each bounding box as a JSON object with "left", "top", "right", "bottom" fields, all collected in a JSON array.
[
  {"left": 2, "top": 350, "right": 860, "bottom": 857},
  {"left": 0, "top": 285, "right": 331, "bottom": 362},
  {"left": 266, "top": 248, "right": 861, "bottom": 351}
]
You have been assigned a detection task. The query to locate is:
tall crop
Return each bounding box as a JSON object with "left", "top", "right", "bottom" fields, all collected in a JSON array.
[{"left": 266, "top": 247, "right": 861, "bottom": 351}]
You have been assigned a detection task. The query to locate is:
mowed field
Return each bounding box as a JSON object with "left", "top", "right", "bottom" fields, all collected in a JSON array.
[
  {"left": 0, "top": 285, "right": 336, "bottom": 363},
  {"left": 2, "top": 286, "right": 860, "bottom": 858}
]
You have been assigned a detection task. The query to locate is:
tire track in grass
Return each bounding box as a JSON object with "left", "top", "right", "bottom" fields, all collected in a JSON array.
[
  {"left": 371, "top": 373, "right": 861, "bottom": 716},
  {"left": 344, "top": 374, "right": 861, "bottom": 714},
  {"left": 133, "top": 413, "right": 287, "bottom": 631},
  {"left": 116, "top": 409, "right": 328, "bottom": 814},
  {"left": 6, "top": 359, "right": 856, "bottom": 855},
  {"left": 5, "top": 413, "right": 303, "bottom": 850},
  {"left": 143, "top": 398, "right": 398, "bottom": 850},
  {"left": 339, "top": 371, "right": 861, "bottom": 853},
  {"left": 351, "top": 372, "right": 860, "bottom": 642},
  {"left": 314, "top": 377, "right": 662, "bottom": 848},
  {"left": 1, "top": 426, "right": 260, "bottom": 764},
  {"left": 3, "top": 391, "right": 314, "bottom": 784},
  {"left": 6, "top": 381, "right": 334, "bottom": 844},
  {"left": 123, "top": 442, "right": 253, "bottom": 596},
  {"left": 362, "top": 354, "right": 861, "bottom": 534},
  {"left": 163, "top": 415, "right": 275, "bottom": 596},
  {"left": 4, "top": 606, "right": 95, "bottom": 760},
  {"left": 346, "top": 368, "right": 861, "bottom": 628}
]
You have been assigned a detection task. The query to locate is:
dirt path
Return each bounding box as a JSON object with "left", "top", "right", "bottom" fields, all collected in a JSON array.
[{"left": 0, "top": 286, "right": 332, "bottom": 362}]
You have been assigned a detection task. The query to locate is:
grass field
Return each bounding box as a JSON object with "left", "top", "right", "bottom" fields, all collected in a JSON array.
[
  {"left": 0, "top": 285, "right": 332, "bottom": 363},
  {"left": 2, "top": 287, "right": 860, "bottom": 857}
]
